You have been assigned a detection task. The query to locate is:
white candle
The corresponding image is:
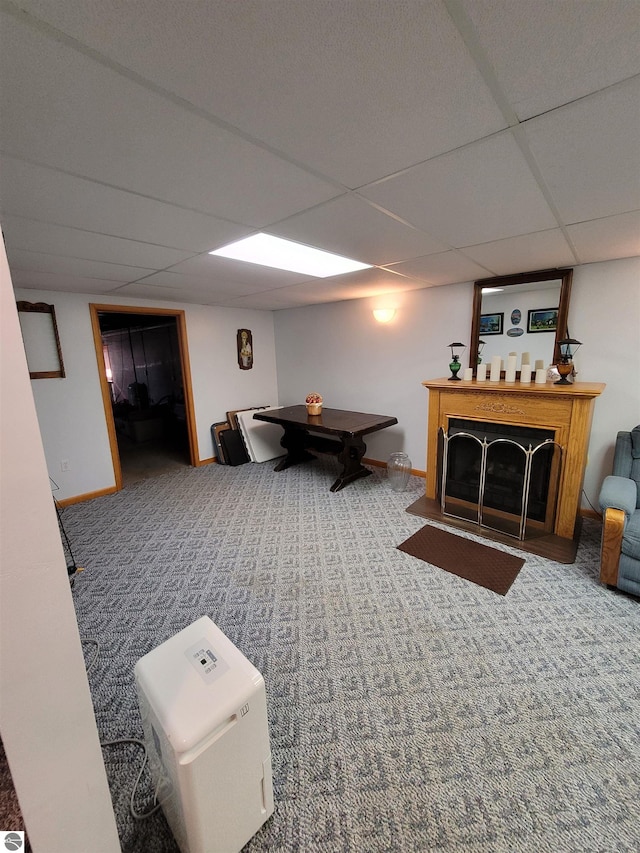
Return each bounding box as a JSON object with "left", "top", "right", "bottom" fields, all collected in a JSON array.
[
  {"left": 535, "top": 368, "right": 547, "bottom": 384},
  {"left": 490, "top": 355, "right": 502, "bottom": 382},
  {"left": 463, "top": 367, "right": 473, "bottom": 381},
  {"left": 505, "top": 355, "right": 517, "bottom": 382},
  {"left": 535, "top": 359, "right": 545, "bottom": 370},
  {"left": 520, "top": 364, "right": 532, "bottom": 383},
  {"left": 476, "top": 363, "right": 487, "bottom": 381},
  {"left": 521, "top": 352, "right": 530, "bottom": 366}
]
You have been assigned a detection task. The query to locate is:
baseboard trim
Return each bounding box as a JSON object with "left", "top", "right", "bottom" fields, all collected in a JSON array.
[
  {"left": 364, "top": 457, "right": 426, "bottom": 478},
  {"left": 56, "top": 486, "right": 118, "bottom": 507}
]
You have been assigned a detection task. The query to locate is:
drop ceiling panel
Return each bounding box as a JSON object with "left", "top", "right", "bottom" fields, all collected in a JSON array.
[
  {"left": 10, "top": 269, "right": 129, "bottom": 294},
  {"left": 135, "top": 271, "right": 275, "bottom": 299},
  {"left": 166, "top": 254, "right": 311, "bottom": 287},
  {"left": 268, "top": 195, "right": 449, "bottom": 266},
  {"left": 361, "top": 132, "right": 558, "bottom": 247},
  {"left": 260, "top": 267, "right": 431, "bottom": 307},
  {"left": 213, "top": 291, "right": 307, "bottom": 311},
  {"left": 461, "top": 230, "right": 576, "bottom": 275},
  {"left": 386, "top": 251, "right": 491, "bottom": 286},
  {"left": 114, "top": 282, "right": 234, "bottom": 307},
  {"left": 0, "top": 157, "right": 248, "bottom": 253},
  {"left": 1, "top": 217, "right": 195, "bottom": 270},
  {"left": 8, "top": 249, "right": 155, "bottom": 282},
  {"left": 8, "top": 1, "right": 507, "bottom": 189},
  {"left": 0, "top": 11, "right": 341, "bottom": 225},
  {"left": 462, "top": 0, "right": 640, "bottom": 120},
  {"left": 567, "top": 212, "right": 640, "bottom": 264},
  {"left": 523, "top": 80, "right": 640, "bottom": 224}
]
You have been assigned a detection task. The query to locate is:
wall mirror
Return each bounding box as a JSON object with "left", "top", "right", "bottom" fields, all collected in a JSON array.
[
  {"left": 469, "top": 268, "right": 573, "bottom": 373},
  {"left": 16, "top": 301, "right": 65, "bottom": 379}
]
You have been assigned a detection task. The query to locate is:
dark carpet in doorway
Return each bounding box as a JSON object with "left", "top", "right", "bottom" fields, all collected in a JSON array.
[{"left": 397, "top": 524, "right": 525, "bottom": 595}]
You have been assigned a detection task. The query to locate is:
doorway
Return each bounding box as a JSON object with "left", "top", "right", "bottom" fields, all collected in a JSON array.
[{"left": 90, "top": 305, "right": 199, "bottom": 489}]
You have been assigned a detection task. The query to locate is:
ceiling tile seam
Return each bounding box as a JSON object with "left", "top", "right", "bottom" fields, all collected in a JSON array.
[
  {"left": 509, "top": 125, "right": 581, "bottom": 266},
  {"left": 5, "top": 246, "right": 172, "bottom": 272},
  {"left": 262, "top": 191, "right": 461, "bottom": 262},
  {"left": 0, "top": 212, "right": 207, "bottom": 257},
  {"left": 520, "top": 72, "right": 640, "bottom": 125},
  {"left": 0, "top": 0, "right": 349, "bottom": 196},
  {"left": 442, "top": 0, "right": 520, "bottom": 129},
  {"left": 442, "top": 0, "right": 581, "bottom": 266},
  {"left": 0, "top": 150, "right": 254, "bottom": 232},
  {"left": 567, "top": 209, "right": 640, "bottom": 228},
  {"left": 108, "top": 280, "right": 178, "bottom": 293},
  {"left": 10, "top": 266, "right": 151, "bottom": 285},
  {"left": 354, "top": 125, "right": 514, "bottom": 192},
  {"left": 458, "top": 225, "right": 573, "bottom": 252}
]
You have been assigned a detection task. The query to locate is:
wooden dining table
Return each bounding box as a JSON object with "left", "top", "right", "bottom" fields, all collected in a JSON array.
[{"left": 253, "top": 405, "right": 398, "bottom": 492}]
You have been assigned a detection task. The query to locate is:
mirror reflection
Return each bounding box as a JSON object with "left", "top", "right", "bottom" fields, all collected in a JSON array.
[
  {"left": 470, "top": 269, "right": 573, "bottom": 374},
  {"left": 479, "top": 280, "right": 561, "bottom": 370}
]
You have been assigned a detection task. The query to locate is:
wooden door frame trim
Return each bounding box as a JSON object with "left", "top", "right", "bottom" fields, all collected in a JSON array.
[{"left": 89, "top": 304, "right": 200, "bottom": 493}]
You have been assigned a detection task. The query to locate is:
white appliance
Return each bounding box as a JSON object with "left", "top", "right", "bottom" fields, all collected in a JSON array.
[{"left": 134, "top": 616, "right": 274, "bottom": 853}]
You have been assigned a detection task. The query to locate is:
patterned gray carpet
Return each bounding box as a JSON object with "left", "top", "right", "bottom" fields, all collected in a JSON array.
[{"left": 63, "top": 456, "right": 639, "bottom": 852}]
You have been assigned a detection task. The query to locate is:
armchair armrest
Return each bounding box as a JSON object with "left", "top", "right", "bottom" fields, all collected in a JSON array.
[{"left": 599, "top": 475, "right": 637, "bottom": 518}]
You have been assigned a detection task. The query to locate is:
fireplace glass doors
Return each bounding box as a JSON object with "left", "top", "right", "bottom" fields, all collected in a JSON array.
[{"left": 440, "top": 419, "right": 562, "bottom": 540}]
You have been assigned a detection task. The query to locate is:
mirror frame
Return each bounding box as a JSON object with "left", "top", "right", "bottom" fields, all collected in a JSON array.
[
  {"left": 16, "top": 300, "right": 66, "bottom": 379},
  {"left": 470, "top": 268, "right": 573, "bottom": 373}
]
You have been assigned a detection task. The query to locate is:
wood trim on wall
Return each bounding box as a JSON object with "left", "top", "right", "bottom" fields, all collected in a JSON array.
[{"left": 56, "top": 485, "right": 119, "bottom": 507}]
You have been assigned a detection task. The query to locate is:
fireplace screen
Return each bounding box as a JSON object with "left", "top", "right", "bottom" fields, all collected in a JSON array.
[{"left": 440, "top": 419, "right": 562, "bottom": 540}]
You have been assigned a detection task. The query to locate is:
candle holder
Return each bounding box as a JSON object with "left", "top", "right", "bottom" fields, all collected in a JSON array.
[
  {"left": 447, "top": 342, "right": 466, "bottom": 380},
  {"left": 554, "top": 337, "right": 581, "bottom": 385}
]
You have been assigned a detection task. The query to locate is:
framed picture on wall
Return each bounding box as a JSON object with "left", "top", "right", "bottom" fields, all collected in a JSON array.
[
  {"left": 527, "top": 308, "right": 558, "bottom": 333},
  {"left": 479, "top": 312, "right": 503, "bottom": 335},
  {"left": 237, "top": 329, "right": 253, "bottom": 369}
]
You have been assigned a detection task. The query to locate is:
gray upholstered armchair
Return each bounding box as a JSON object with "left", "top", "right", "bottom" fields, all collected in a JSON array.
[{"left": 598, "top": 425, "right": 640, "bottom": 596}]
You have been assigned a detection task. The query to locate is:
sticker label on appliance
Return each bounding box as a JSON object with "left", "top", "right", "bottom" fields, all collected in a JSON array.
[{"left": 185, "top": 638, "right": 230, "bottom": 684}]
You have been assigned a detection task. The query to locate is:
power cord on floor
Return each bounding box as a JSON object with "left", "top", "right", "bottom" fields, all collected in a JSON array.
[
  {"left": 81, "top": 638, "right": 100, "bottom": 674},
  {"left": 81, "top": 640, "right": 162, "bottom": 821},
  {"left": 100, "top": 739, "right": 162, "bottom": 820},
  {"left": 582, "top": 488, "right": 602, "bottom": 518}
]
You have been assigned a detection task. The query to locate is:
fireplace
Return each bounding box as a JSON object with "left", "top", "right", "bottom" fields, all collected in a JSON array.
[
  {"left": 440, "top": 419, "right": 561, "bottom": 540},
  {"left": 409, "top": 377, "right": 605, "bottom": 562}
]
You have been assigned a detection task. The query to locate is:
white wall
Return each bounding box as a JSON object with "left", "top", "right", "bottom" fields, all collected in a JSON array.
[
  {"left": 274, "top": 283, "right": 472, "bottom": 470},
  {"left": 274, "top": 258, "right": 640, "bottom": 508},
  {"left": 0, "top": 246, "right": 120, "bottom": 851},
  {"left": 13, "top": 257, "right": 640, "bottom": 508},
  {"left": 569, "top": 257, "right": 640, "bottom": 503},
  {"left": 12, "top": 289, "right": 279, "bottom": 501}
]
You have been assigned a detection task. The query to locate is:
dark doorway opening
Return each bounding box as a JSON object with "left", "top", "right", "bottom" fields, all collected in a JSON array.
[{"left": 98, "top": 311, "right": 190, "bottom": 485}]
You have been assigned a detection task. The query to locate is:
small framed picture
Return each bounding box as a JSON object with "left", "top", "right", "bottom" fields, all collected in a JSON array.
[
  {"left": 479, "top": 312, "right": 503, "bottom": 335},
  {"left": 527, "top": 308, "right": 558, "bottom": 333},
  {"left": 237, "top": 328, "right": 253, "bottom": 369}
]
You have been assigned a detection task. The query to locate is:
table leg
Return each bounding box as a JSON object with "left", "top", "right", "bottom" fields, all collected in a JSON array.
[
  {"left": 273, "top": 426, "right": 316, "bottom": 471},
  {"left": 331, "top": 435, "right": 371, "bottom": 492}
]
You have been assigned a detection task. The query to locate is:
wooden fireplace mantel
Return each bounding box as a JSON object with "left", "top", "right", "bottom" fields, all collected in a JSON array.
[{"left": 414, "top": 377, "right": 605, "bottom": 561}]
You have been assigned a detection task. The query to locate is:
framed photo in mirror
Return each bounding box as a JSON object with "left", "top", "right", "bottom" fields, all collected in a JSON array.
[
  {"left": 527, "top": 308, "right": 558, "bottom": 333},
  {"left": 479, "top": 312, "right": 503, "bottom": 335}
]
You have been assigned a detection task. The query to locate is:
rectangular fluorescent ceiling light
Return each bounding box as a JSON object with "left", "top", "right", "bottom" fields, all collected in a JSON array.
[
  {"left": 209, "top": 233, "right": 372, "bottom": 278},
  {"left": 481, "top": 287, "right": 504, "bottom": 294}
]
